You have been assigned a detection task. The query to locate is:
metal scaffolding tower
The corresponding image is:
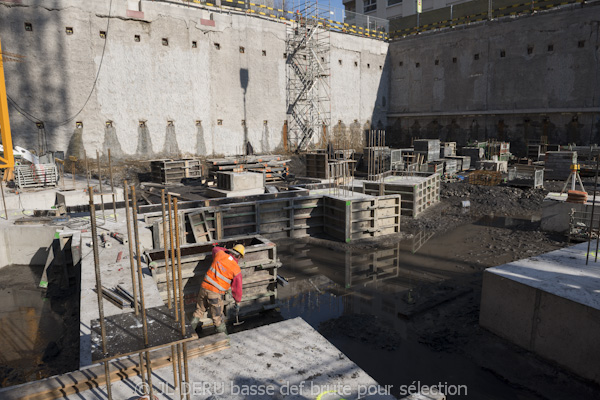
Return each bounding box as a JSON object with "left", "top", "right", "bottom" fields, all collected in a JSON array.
[{"left": 286, "top": 0, "right": 331, "bottom": 152}]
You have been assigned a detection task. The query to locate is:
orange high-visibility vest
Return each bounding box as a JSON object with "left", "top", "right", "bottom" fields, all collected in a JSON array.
[{"left": 202, "top": 250, "right": 241, "bottom": 294}]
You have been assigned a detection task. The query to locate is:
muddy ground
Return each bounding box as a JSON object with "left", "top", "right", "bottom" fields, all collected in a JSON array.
[{"left": 313, "top": 181, "right": 600, "bottom": 399}]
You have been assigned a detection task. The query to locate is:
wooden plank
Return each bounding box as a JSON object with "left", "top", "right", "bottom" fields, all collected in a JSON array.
[
  {"left": 188, "top": 211, "right": 213, "bottom": 243},
  {"left": 0, "top": 334, "right": 229, "bottom": 400}
]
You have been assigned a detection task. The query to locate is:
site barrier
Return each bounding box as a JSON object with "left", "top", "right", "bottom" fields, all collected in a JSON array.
[{"left": 389, "top": 0, "right": 585, "bottom": 38}]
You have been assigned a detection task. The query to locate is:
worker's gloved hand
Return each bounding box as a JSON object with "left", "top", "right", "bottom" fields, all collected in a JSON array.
[{"left": 233, "top": 302, "right": 240, "bottom": 312}]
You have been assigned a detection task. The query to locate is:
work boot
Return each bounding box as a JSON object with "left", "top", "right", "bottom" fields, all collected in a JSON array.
[
  {"left": 190, "top": 317, "right": 201, "bottom": 331},
  {"left": 215, "top": 323, "right": 228, "bottom": 335}
]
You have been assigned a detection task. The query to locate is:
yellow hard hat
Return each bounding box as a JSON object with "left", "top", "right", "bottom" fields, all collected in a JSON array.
[{"left": 232, "top": 244, "right": 245, "bottom": 258}]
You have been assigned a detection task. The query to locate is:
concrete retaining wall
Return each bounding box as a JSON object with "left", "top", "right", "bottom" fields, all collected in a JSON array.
[
  {"left": 0, "top": 0, "right": 388, "bottom": 158},
  {"left": 0, "top": 225, "right": 56, "bottom": 266},
  {"left": 387, "top": 4, "right": 600, "bottom": 154},
  {"left": 480, "top": 269, "right": 600, "bottom": 384}
]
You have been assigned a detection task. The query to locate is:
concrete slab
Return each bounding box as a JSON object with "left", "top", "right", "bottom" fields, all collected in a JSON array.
[
  {"left": 480, "top": 242, "right": 600, "bottom": 384},
  {"left": 71, "top": 318, "right": 398, "bottom": 399},
  {"left": 485, "top": 242, "right": 600, "bottom": 310}
]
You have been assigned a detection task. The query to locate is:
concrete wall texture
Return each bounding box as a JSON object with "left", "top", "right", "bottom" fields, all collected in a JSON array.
[
  {"left": 0, "top": 0, "right": 389, "bottom": 159},
  {"left": 2, "top": 0, "right": 599, "bottom": 159},
  {"left": 387, "top": 4, "right": 600, "bottom": 154},
  {"left": 480, "top": 270, "right": 600, "bottom": 384}
]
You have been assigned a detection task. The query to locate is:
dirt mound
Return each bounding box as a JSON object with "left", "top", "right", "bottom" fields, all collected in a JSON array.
[{"left": 402, "top": 182, "right": 548, "bottom": 234}]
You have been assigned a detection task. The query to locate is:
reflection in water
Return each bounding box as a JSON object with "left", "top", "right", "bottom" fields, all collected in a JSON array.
[
  {"left": 273, "top": 229, "right": 542, "bottom": 399},
  {"left": 277, "top": 240, "right": 412, "bottom": 337},
  {"left": 0, "top": 265, "right": 63, "bottom": 386}
]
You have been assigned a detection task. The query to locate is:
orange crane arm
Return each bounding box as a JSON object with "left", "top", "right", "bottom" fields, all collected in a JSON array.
[{"left": 0, "top": 38, "right": 15, "bottom": 170}]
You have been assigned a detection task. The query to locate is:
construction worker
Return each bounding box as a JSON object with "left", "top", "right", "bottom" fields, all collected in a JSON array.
[{"left": 190, "top": 244, "right": 245, "bottom": 334}]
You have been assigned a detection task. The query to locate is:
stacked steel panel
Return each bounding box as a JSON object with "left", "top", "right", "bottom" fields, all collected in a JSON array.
[
  {"left": 206, "top": 155, "right": 289, "bottom": 182},
  {"left": 414, "top": 139, "right": 440, "bottom": 161},
  {"left": 150, "top": 158, "right": 203, "bottom": 184}
]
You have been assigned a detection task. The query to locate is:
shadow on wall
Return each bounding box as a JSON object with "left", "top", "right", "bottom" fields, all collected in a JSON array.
[
  {"left": 3, "top": 0, "right": 69, "bottom": 156},
  {"left": 369, "top": 51, "right": 390, "bottom": 148},
  {"left": 387, "top": 114, "right": 596, "bottom": 157}
]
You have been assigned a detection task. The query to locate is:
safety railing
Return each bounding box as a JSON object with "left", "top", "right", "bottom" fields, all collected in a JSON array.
[
  {"left": 156, "top": 0, "right": 389, "bottom": 40},
  {"left": 389, "top": 0, "right": 584, "bottom": 39}
]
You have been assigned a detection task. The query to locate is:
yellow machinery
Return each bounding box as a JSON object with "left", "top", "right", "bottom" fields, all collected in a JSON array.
[{"left": 0, "top": 38, "right": 16, "bottom": 179}]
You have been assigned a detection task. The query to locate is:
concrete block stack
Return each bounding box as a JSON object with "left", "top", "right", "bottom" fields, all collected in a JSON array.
[
  {"left": 414, "top": 139, "right": 440, "bottom": 162},
  {"left": 544, "top": 151, "right": 577, "bottom": 180}
]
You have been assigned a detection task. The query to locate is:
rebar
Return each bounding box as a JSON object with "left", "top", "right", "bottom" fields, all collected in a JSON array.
[
  {"left": 160, "top": 190, "right": 173, "bottom": 309},
  {"left": 167, "top": 194, "right": 183, "bottom": 397},
  {"left": 108, "top": 149, "right": 117, "bottom": 222},
  {"left": 96, "top": 150, "right": 106, "bottom": 221},
  {"left": 123, "top": 182, "right": 139, "bottom": 315},
  {"left": 84, "top": 150, "right": 90, "bottom": 189},
  {"left": 88, "top": 187, "right": 112, "bottom": 400},
  {"left": 167, "top": 194, "right": 179, "bottom": 321},
  {"left": 131, "top": 185, "right": 154, "bottom": 399},
  {"left": 123, "top": 182, "right": 147, "bottom": 394},
  {"left": 173, "top": 198, "right": 191, "bottom": 400}
]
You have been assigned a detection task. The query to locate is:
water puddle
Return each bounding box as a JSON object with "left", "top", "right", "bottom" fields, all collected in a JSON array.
[
  {"left": 273, "top": 225, "right": 543, "bottom": 399},
  {"left": 0, "top": 265, "right": 66, "bottom": 387}
]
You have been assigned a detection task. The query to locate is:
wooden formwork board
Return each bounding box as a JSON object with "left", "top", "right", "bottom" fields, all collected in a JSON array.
[{"left": 146, "top": 235, "right": 279, "bottom": 314}]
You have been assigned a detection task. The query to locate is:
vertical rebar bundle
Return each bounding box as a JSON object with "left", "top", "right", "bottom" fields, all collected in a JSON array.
[
  {"left": 96, "top": 150, "right": 106, "bottom": 221},
  {"left": 87, "top": 187, "right": 112, "bottom": 400},
  {"left": 108, "top": 149, "right": 117, "bottom": 222}
]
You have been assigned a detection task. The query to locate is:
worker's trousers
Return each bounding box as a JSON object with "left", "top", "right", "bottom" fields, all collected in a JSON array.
[{"left": 193, "top": 287, "right": 224, "bottom": 326}]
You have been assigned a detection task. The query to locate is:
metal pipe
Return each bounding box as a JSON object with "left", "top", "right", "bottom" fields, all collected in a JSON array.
[
  {"left": 131, "top": 185, "right": 154, "bottom": 399},
  {"left": 123, "top": 182, "right": 139, "bottom": 315},
  {"left": 586, "top": 157, "right": 599, "bottom": 264},
  {"left": 96, "top": 150, "right": 106, "bottom": 221},
  {"left": 88, "top": 187, "right": 112, "bottom": 400},
  {"left": 108, "top": 149, "right": 117, "bottom": 222},
  {"left": 173, "top": 198, "right": 191, "bottom": 400}
]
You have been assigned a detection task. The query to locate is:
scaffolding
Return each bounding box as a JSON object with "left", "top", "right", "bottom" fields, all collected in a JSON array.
[{"left": 286, "top": 0, "right": 331, "bottom": 152}]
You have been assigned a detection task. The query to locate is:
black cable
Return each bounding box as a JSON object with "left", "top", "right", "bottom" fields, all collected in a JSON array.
[{"left": 5, "top": 0, "right": 113, "bottom": 128}]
